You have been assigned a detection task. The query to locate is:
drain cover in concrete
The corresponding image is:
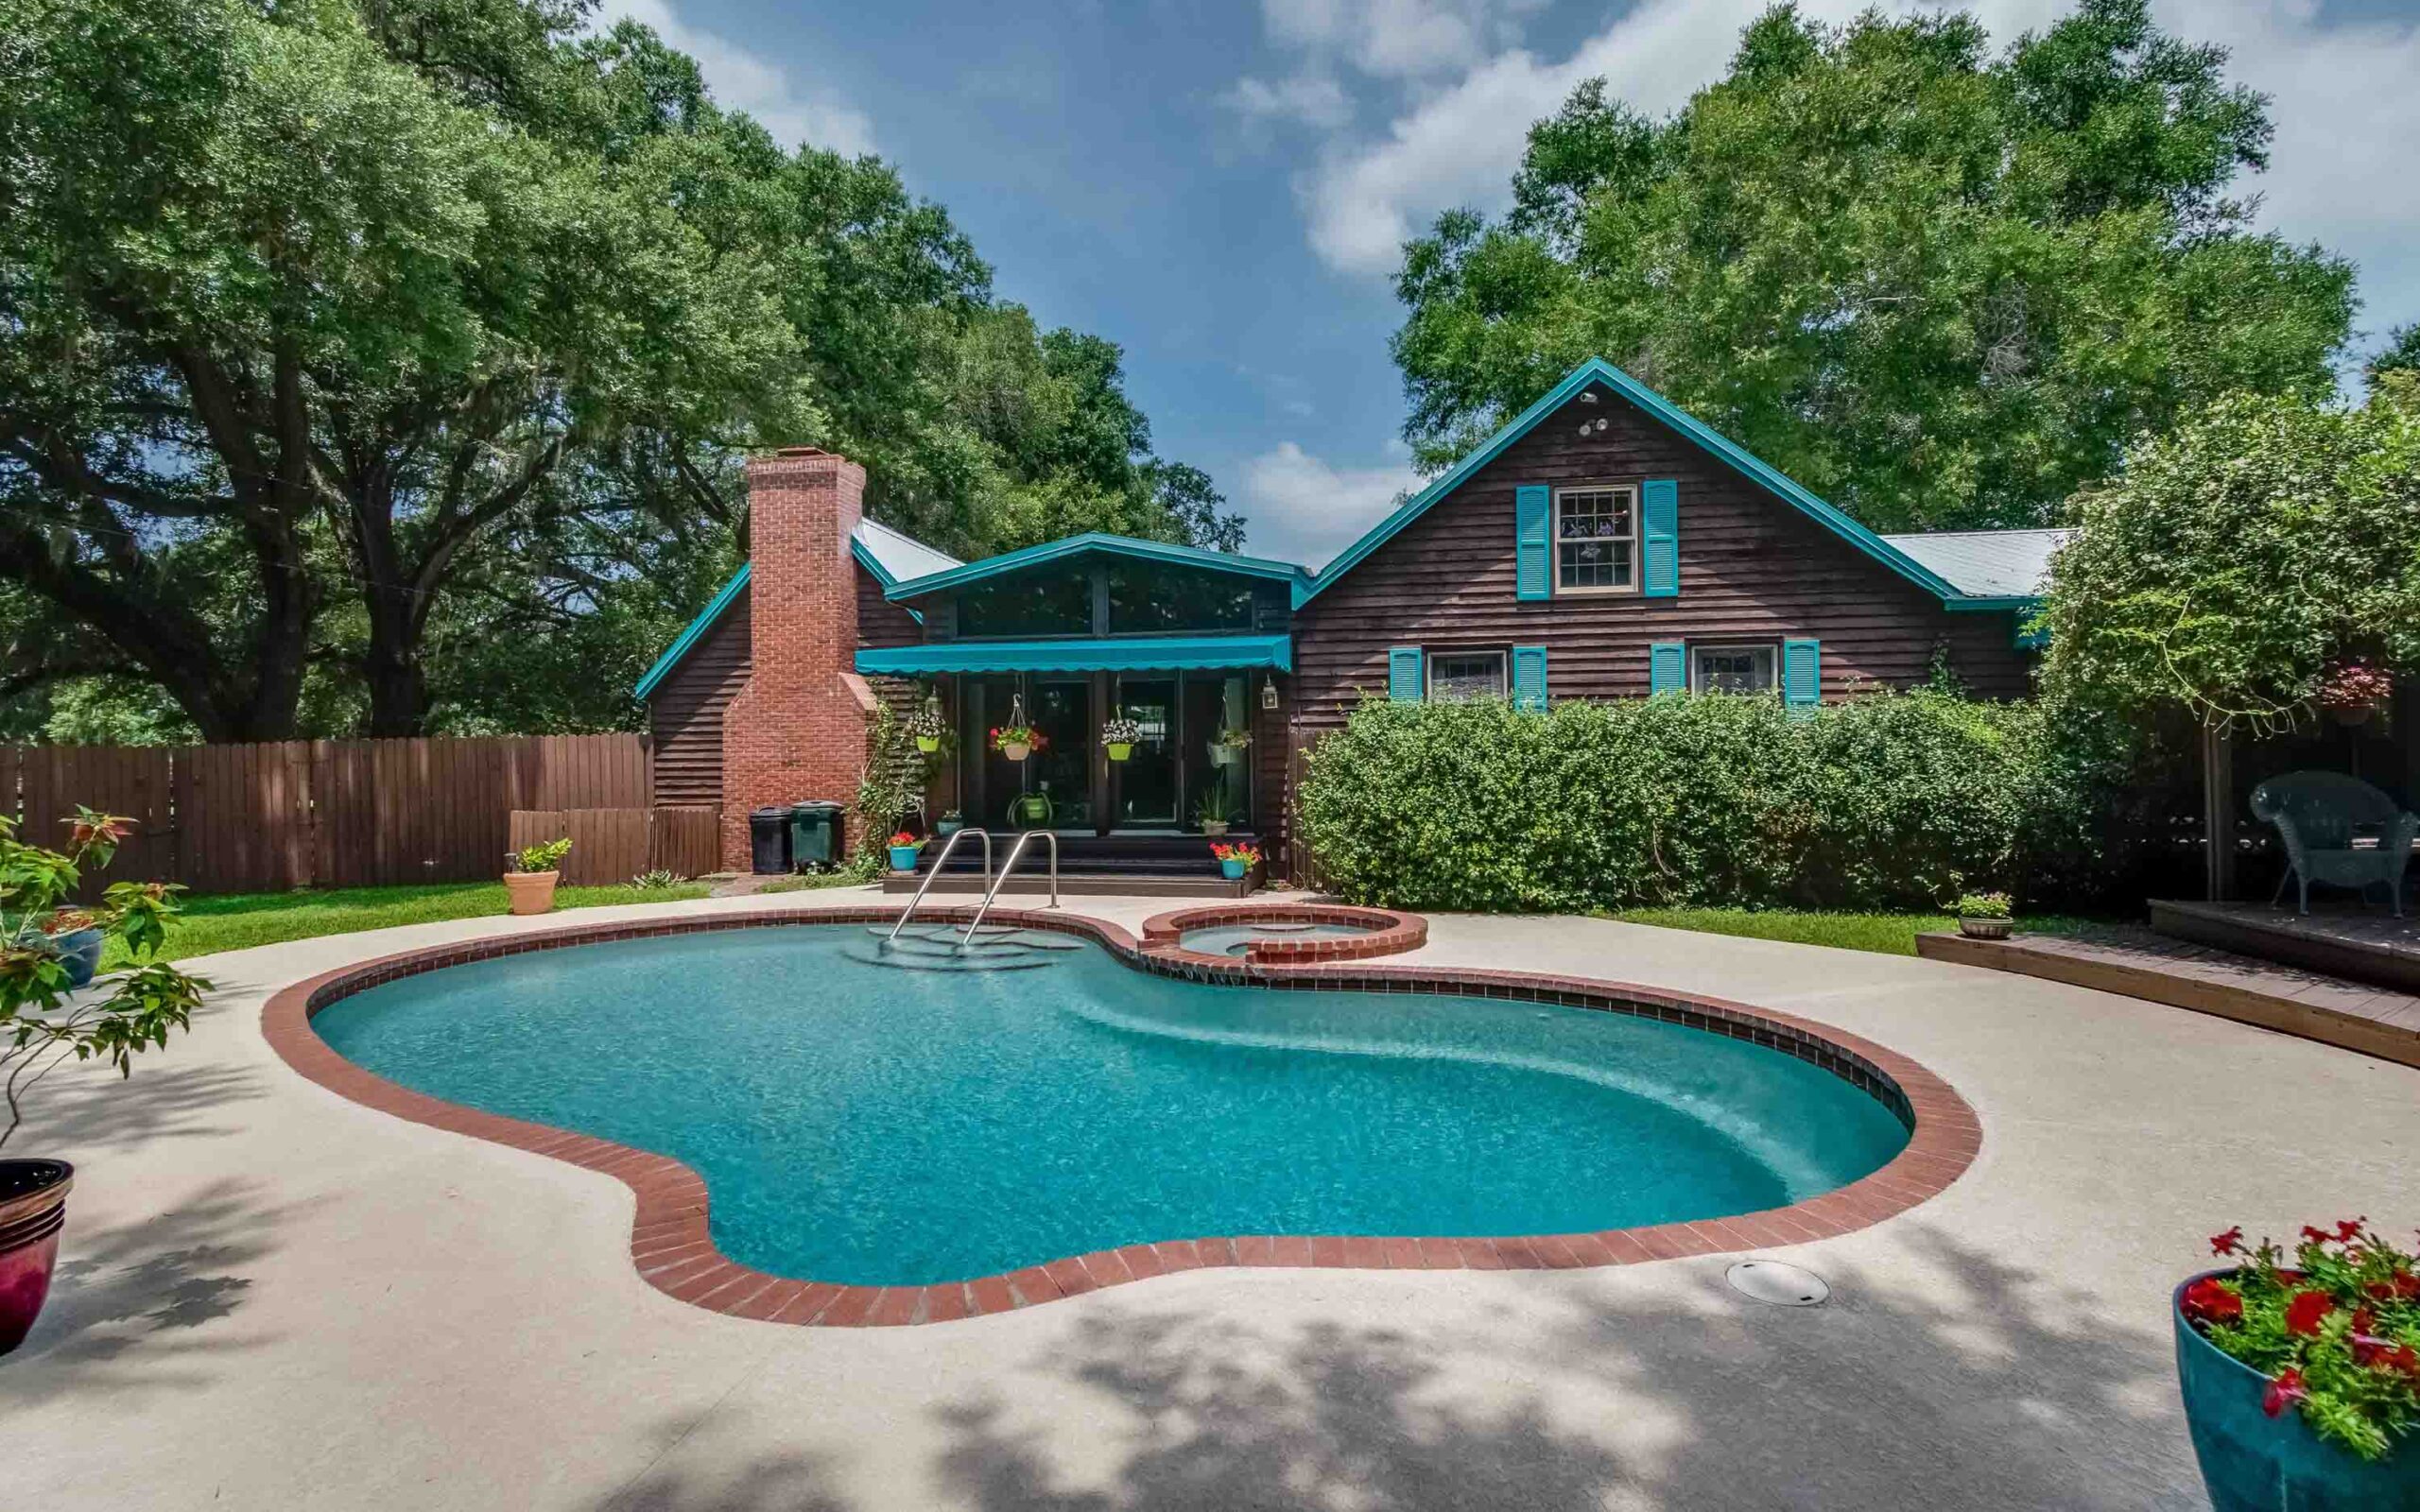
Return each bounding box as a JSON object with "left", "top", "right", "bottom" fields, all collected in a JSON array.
[{"left": 1726, "top": 1259, "right": 1829, "bottom": 1306}]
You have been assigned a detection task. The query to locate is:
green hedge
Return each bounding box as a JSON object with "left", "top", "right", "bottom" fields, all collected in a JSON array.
[{"left": 1294, "top": 690, "right": 2140, "bottom": 914}]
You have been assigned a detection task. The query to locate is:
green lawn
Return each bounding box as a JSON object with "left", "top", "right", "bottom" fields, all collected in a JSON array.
[
  {"left": 1604, "top": 907, "right": 2091, "bottom": 957},
  {"left": 102, "top": 878, "right": 716, "bottom": 966}
]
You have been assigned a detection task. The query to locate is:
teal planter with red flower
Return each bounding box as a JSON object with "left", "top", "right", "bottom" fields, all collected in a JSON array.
[{"left": 2175, "top": 1272, "right": 2420, "bottom": 1510}]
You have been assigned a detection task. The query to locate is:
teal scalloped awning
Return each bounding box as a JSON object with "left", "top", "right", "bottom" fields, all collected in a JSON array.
[{"left": 855, "top": 634, "right": 1291, "bottom": 677}]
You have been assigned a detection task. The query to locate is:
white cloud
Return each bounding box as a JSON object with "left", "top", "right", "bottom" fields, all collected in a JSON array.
[
  {"left": 1265, "top": 0, "right": 1545, "bottom": 81},
  {"left": 593, "top": 0, "right": 877, "bottom": 157},
  {"left": 1270, "top": 0, "right": 2420, "bottom": 338},
  {"left": 1220, "top": 71, "right": 1354, "bottom": 130},
  {"left": 1240, "top": 441, "right": 1421, "bottom": 568}
]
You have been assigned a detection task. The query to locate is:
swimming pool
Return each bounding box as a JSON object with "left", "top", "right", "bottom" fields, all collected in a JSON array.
[{"left": 309, "top": 923, "right": 1911, "bottom": 1287}]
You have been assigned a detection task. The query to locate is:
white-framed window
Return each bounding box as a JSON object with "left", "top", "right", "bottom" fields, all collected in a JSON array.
[
  {"left": 1554, "top": 485, "right": 1637, "bottom": 593},
  {"left": 1692, "top": 644, "right": 1778, "bottom": 694},
  {"left": 1426, "top": 650, "right": 1507, "bottom": 701}
]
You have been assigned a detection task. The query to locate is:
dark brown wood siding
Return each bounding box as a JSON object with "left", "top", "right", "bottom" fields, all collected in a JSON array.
[
  {"left": 1278, "top": 382, "right": 2036, "bottom": 873},
  {"left": 858, "top": 568, "right": 924, "bottom": 649},
  {"left": 648, "top": 592, "right": 752, "bottom": 809}
]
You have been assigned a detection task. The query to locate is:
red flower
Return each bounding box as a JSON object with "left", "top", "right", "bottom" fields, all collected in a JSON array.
[
  {"left": 2364, "top": 1272, "right": 2420, "bottom": 1302},
  {"left": 2336, "top": 1217, "right": 2367, "bottom": 1244},
  {"left": 2263, "top": 1366, "right": 2308, "bottom": 1419},
  {"left": 2284, "top": 1290, "right": 2333, "bottom": 1337},
  {"left": 2209, "top": 1226, "right": 2244, "bottom": 1257},
  {"left": 2301, "top": 1225, "right": 2334, "bottom": 1246},
  {"left": 2181, "top": 1277, "right": 2242, "bottom": 1327},
  {"left": 888, "top": 831, "right": 917, "bottom": 847}
]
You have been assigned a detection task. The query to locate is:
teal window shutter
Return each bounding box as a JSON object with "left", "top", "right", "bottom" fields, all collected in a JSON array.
[
  {"left": 1512, "top": 645, "right": 1548, "bottom": 711},
  {"left": 1642, "top": 479, "right": 1678, "bottom": 597},
  {"left": 1389, "top": 646, "right": 1424, "bottom": 702},
  {"left": 1649, "top": 641, "right": 1686, "bottom": 695},
  {"left": 1783, "top": 638, "right": 1822, "bottom": 710},
  {"left": 1514, "top": 485, "right": 1551, "bottom": 600}
]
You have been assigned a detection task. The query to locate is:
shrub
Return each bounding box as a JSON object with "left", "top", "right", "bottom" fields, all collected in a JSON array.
[{"left": 1295, "top": 689, "right": 2136, "bottom": 914}]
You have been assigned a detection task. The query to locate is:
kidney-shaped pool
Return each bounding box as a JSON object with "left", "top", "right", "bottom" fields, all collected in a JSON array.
[{"left": 309, "top": 923, "right": 1911, "bottom": 1286}]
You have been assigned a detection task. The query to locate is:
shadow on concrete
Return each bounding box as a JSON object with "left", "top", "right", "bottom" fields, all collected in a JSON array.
[
  {"left": 598, "top": 1447, "right": 851, "bottom": 1512},
  {"left": 0, "top": 1177, "right": 277, "bottom": 1397},
  {"left": 16, "top": 1059, "right": 265, "bottom": 1155},
  {"left": 916, "top": 1224, "right": 2200, "bottom": 1512}
]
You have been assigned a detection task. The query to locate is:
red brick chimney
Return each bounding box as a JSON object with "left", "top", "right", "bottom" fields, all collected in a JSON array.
[{"left": 718, "top": 448, "right": 875, "bottom": 869}]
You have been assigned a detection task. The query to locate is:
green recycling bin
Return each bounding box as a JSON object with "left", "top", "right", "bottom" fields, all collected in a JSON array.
[{"left": 787, "top": 800, "right": 845, "bottom": 871}]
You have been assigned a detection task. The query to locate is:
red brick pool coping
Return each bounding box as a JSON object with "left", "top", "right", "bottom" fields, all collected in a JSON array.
[
  {"left": 259, "top": 905, "right": 1980, "bottom": 1329},
  {"left": 1140, "top": 902, "right": 1426, "bottom": 964}
]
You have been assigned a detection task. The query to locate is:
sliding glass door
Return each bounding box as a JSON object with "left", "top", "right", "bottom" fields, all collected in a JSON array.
[{"left": 1111, "top": 676, "right": 1179, "bottom": 827}]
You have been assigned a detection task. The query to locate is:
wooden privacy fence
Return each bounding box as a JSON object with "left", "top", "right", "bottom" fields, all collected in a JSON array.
[
  {"left": 508, "top": 807, "right": 718, "bottom": 886},
  {"left": 0, "top": 733, "right": 703, "bottom": 896}
]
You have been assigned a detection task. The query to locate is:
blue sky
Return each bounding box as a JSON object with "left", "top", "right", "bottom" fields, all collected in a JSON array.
[{"left": 600, "top": 0, "right": 2420, "bottom": 567}]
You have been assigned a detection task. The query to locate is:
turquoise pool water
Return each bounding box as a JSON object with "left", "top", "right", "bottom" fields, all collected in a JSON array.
[{"left": 311, "top": 925, "right": 1910, "bottom": 1285}]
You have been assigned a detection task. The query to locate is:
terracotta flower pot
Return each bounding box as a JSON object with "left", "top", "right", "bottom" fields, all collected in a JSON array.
[
  {"left": 503, "top": 870, "right": 560, "bottom": 916},
  {"left": 0, "top": 1159, "right": 73, "bottom": 1355},
  {"left": 999, "top": 742, "right": 1030, "bottom": 763},
  {"left": 2174, "top": 1272, "right": 2420, "bottom": 1510}
]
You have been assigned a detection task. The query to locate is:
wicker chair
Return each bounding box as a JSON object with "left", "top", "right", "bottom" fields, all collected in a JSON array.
[{"left": 2250, "top": 771, "right": 2419, "bottom": 917}]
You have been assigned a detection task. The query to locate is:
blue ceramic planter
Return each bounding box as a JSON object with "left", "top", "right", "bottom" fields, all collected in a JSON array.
[
  {"left": 889, "top": 846, "right": 921, "bottom": 874},
  {"left": 2173, "top": 1272, "right": 2420, "bottom": 1511},
  {"left": 1219, "top": 859, "right": 1247, "bottom": 880},
  {"left": 47, "top": 927, "right": 103, "bottom": 989}
]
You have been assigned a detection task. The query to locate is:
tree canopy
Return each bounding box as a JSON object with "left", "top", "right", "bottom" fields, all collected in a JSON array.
[
  {"left": 0, "top": 0, "right": 1236, "bottom": 741},
  {"left": 2037, "top": 380, "right": 2420, "bottom": 732},
  {"left": 1392, "top": 0, "right": 2356, "bottom": 532}
]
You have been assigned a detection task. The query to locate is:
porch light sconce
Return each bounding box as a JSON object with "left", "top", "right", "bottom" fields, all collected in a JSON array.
[
  {"left": 1260, "top": 677, "right": 1279, "bottom": 712},
  {"left": 1578, "top": 390, "right": 1599, "bottom": 404}
]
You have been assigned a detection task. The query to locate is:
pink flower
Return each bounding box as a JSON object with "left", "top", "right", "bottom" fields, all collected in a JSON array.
[{"left": 2263, "top": 1366, "right": 2308, "bottom": 1418}]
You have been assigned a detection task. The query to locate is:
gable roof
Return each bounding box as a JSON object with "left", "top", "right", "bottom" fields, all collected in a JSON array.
[
  {"left": 1296, "top": 357, "right": 1979, "bottom": 608},
  {"left": 1880, "top": 528, "right": 2069, "bottom": 602},
  {"left": 633, "top": 518, "right": 958, "bottom": 699},
  {"left": 882, "top": 530, "right": 1307, "bottom": 602}
]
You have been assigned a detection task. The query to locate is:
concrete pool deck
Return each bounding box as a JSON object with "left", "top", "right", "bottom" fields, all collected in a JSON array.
[{"left": 6, "top": 890, "right": 2416, "bottom": 1510}]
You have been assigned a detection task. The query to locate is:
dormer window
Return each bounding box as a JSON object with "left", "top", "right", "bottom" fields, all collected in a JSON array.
[{"left": 1555, "top": 486, "right": 1636, "bottom": 594}]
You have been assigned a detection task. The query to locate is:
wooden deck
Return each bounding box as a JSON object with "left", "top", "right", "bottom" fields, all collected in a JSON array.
[
  {"left": 2148, "top": 898, "right": 2420, "bottom": 993},
  {"left": 1917, "top": 926, "right": 2420, "bottom": 1071}
]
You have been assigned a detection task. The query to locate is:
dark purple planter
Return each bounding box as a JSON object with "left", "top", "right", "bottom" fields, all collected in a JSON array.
[{"left": 0, "top": 1159, "right": 74, "bottom": 1354}]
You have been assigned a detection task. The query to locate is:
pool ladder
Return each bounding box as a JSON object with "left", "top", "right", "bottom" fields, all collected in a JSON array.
[{"left": 884, "top": 827, "right": 1059, "bottom": 950}]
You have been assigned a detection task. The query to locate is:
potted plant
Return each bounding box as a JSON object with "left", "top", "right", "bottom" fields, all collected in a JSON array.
[
  {"left": 34, "top": 910, "right": 102, "bottom": 990},
  {"left": 936, "top": 810, "right": 964, "bottom": 839},
  {"left": 908, "top": 703, "right": 949, "bottom": 754},
  {"left": 1101, "top": 716, "right": 1141, "bottom": 763},
  {"left": 990, "top": 725, "right": 1044, "bottom": 764},
  {"left": 504, "top": 837, "right": 572, "bottom": 915},
  {"left": 1208, "top": 726, "right": 1253, "bottom": 766},
  {"left": 2315, "top": 660, "right": 2394, "bottom": 728},
  {"left": 1012, "top": 786, "right": 1054, "bottom": 826},
  {"left": 1211, "top": 841, "right": 1262, "bottom": 881},
  {"left": 1954, "top": 891, "right": 2014, "bottom": 940},
  {"left": 2175, "top": 1219, "right": 2419, "bottom": 1509},
  {"left": 1, "top": 808, "right": 208, "bottom": 1354},
  {"left": 887, "top": 831, "right": 924, "bottom": 873},
  {"left": 1194, "top": 782, "right": 1233, "bottom": 838}
]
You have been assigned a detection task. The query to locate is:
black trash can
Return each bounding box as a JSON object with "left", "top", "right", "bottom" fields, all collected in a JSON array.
[
  {"left": 788, "top": 800, "right": 845, "bottom": 871},
  {"left": 748, "top": 806, "right": 792, "bottom": 874}
]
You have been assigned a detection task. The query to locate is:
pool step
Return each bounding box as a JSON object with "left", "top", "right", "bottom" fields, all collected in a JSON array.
[{"left": 842, "top": 923, "right": 1082, "bottom": 972}]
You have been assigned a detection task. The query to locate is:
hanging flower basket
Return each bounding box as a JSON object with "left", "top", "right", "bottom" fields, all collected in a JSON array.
[
  {"left": 908, "top": 704, "right": 949, "bottom": 754},
  {"left": 990, "top": 725, "right": 1044, "bottom": 763},
  {"left": 1101, "top": 716, "right": 1141, "bottom": 763},
  {"left": 2315, "top": 660, "right": 2394, "bottom": 728},
  {"left": 1209, "top": 727, "right": 1252, "bottom": 766}
]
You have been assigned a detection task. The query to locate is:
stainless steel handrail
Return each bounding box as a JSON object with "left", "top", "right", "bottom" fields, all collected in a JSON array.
[
  {"left": 886, "top": 827, "right": 993, "bottom": 943},
  {"left": 960, "top": 830, "right": 1058, "bottom": 945}
]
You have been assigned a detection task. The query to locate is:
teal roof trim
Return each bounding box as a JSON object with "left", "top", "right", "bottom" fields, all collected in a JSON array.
[
  {"left": 634, "top": 564, "right": 749, "bottom": 700},
  {"left": 856, "top": 634, "right": 1292, "bottom": 677},
  {"left": 884, "top": 532, "right": 1308, "bottom": 602},
  {"left": 1295, "top": 358, "right": 1971, "bottom": 608}
]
